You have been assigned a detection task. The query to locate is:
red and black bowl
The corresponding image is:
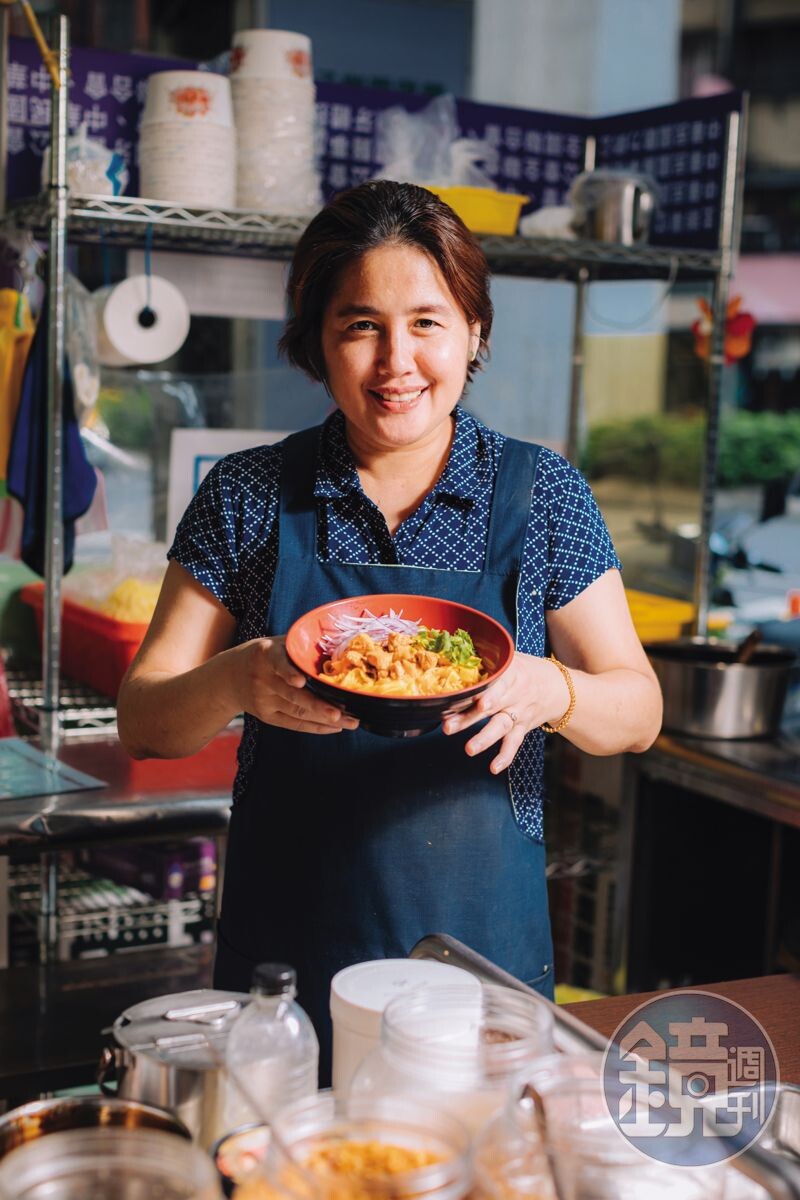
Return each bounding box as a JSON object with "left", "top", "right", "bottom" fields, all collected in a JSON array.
[{"left": 285, "top": 593, "right": 515, "bottom": 738}]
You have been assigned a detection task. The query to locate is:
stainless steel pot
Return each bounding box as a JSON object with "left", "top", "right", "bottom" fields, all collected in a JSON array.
[
  {"left": 568, "top": 170, "right": 657, "bottom": 244},
  {"left": 98, "top": 988, "right": 251, "bottom": 1148},
  {"left": 0, "top": 1096, "right": 189, "bottom": 1161},
  {"left": 646, "top": 637, "right": 795, "bottom": 739}
]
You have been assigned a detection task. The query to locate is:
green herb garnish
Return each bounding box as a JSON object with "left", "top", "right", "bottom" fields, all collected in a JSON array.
[{"left": 415, "top": 626, "right": 482, "bottom": 669}]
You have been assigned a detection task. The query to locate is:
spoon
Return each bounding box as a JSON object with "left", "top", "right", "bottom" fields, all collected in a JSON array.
[
  {"left": 519, "top": 1081, "right": 567, "bottom": 1200},
  {"left": 735, "top": 628, "right": 762, "bottom": 664}
]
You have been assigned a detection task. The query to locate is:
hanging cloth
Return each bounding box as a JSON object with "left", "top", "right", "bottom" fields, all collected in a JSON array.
[
  {"left": 6, "top": 290, "right": 97, "bottom": 576},
  {"left": 0, "top": 288, "right": 35, "bottom": 480}
]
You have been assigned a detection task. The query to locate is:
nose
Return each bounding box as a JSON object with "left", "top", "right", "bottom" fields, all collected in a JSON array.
[{"left": 376, "top": 324, "right": 415, "bottom": 377}]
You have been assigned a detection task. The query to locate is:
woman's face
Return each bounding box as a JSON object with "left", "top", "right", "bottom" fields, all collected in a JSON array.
[{"left": 320, "top": 243, "right": 480, "bottom": 456}]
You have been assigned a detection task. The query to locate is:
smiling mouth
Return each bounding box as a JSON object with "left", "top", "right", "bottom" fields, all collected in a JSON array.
[{"left": 368, "top": 386, "right": 429, "bottom": 405}]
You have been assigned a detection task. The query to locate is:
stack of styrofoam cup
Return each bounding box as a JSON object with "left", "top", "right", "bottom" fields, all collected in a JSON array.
[
  {"left": 139, "top": 70, "right": 236, "bottom": 209},
  {"left": 230, "top": 29, "right": 321, "bottom": 214}
]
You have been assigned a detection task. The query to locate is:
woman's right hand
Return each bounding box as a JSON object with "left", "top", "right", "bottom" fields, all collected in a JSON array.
[{"left": 236, "top": 635, "right": 360, "bottom": 735}]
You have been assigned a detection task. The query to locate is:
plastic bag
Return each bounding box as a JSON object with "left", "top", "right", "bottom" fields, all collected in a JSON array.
[
  {"left": 41, "top": 123, "right": 128, "bottom": 196},
  {"left": 374, "top": 94, "right": 497, "bottom": 188},
  {"left": 66, "top": 273, "right": 100, "bottom": 425},
  {"left": 63, "top": 534, "right": 167, "bottom": 619}
]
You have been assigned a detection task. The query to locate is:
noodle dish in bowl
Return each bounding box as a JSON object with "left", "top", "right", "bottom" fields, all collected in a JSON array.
[{"left": 285, "top": 594, "right": 514, "bottom": 737}]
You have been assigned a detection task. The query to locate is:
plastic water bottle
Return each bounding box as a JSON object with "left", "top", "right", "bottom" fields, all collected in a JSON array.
[{"left": 225, "top": 963, "right": 319, "bottom": 1129}]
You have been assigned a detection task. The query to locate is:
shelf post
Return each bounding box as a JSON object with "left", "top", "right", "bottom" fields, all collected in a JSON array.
[
  {"left": 41, "top": 14, "right": 69, "bottom": 761},
  {"left": 693, "top": 105, "right": 747, "bottom": 637},
  {"left": 566, "top": 267, "right": 589, "bottom": 465}
]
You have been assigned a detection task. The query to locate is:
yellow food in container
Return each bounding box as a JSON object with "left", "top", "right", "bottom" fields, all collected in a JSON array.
[{"left": 98, "top": 577, "right": 162, "bottom": 623}]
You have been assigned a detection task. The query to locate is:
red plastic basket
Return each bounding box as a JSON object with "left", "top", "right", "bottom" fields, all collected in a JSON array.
[{"left": 21, "top": 582, "right": 149, "bottom": 699}]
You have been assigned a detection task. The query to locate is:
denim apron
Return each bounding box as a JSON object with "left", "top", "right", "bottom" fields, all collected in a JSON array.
[{"left": 214, "top": 425, "right": 554, "bottom": 1075}]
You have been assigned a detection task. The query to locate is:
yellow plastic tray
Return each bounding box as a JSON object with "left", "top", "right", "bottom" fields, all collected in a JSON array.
[
  {"left": 625, "top": 588, "right": 696, "bottom": 644},
  {"left": 426, "top": 185, "right": 529, "bottom": 235}
]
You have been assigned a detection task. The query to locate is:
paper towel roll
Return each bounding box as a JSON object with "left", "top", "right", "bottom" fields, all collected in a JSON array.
[{"left": 94, "top": 276, "right": 190, "bottom": 367}]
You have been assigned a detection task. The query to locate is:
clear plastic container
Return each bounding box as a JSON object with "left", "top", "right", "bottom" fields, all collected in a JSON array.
[
  {"left": 349, "top": 984, "right": 554, "bottom": 1136},
  {"left": 225, "top": 963, "right": 319, "bottom": 1131},
  {"left": 262, "top": 1090, "right": 472, "bottom": 1200},
  {"left": 0, "top": 1127, "right": 221, "bottom": 1200}
]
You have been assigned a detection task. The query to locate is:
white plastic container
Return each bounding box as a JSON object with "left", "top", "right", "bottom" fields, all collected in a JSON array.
[
  {"left": 349, "top": 983, "right": 554, "bottom": 1136},
  {"left": 330, "top": 958, "right": 479, "bottom": 1094},
  {"left": 138, "top": 122, "right": 236, "bottom": 208},
  {"left": 142, "top": 71, "right": 234, "bottom": 128},
  {"left": 231, "top": 29, "right": 313, "bottom": 81},
  {"left": 225, "top": 963, "right": 318, "bottom": 1132}
]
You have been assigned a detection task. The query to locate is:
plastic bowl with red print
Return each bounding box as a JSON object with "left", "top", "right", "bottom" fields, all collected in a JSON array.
[{"left": 285, "top": 593, "right": 515, "bottom": 738}]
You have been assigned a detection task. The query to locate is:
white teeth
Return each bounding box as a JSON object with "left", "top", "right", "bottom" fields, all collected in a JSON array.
[{"left": 374, "top": 389, "right": 423, "bottom": 403}]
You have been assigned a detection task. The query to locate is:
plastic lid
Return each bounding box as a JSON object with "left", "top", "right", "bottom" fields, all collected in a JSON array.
[
  {"left": 252, "top": 963, "right": 296, "bottom": 996},
  {"left": 330, "top": 959, "right": 480, "bottom": 1039}
]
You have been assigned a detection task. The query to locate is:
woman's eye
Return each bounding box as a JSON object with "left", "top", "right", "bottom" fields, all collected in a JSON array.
[
  {"left": 415, "top": 318, "right": 438, "bottom": 329},
  {"left": 348, "top": 320, "right": 377, "bottom": 332}
]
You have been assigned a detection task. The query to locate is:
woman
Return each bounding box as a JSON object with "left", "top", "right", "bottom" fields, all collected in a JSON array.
[{"left": 117, "top": 181, "right": 661, "bottom": 1069}]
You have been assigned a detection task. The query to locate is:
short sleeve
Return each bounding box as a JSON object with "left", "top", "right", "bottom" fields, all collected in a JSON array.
[
  {"left": 168, "top": 457, "right": 243, "bottom": 618},
  {"left": 538, "top": 450, "right": 622, "bottom": 610}
]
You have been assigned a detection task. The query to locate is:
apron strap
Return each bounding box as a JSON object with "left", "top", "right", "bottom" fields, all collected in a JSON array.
[
  {"left": 278, "top": 425, "right": 323, "bottom": 560},
  {"left": 278, "top": 425, "right": 541, "bottom": 573},
  {"left": 485, "top": 439, "right": 541, "bottom": 575}
]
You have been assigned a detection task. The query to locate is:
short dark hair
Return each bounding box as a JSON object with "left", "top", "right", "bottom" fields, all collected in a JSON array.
[{"left": 278, "top": 180, "right": 493, "bottom": 385}]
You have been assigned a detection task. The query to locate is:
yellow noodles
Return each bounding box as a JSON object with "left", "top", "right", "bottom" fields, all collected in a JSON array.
[{"left": 320, "top": 631, "right": 485, "bottom": 696}]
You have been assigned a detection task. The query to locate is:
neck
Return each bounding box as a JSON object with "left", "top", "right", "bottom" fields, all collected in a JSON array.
[
  {"left": 344, "top": 414, "right": 457, "bottom": 534},
  {"left": 345, "top": 414, "right": 456, "bottom": 488}
]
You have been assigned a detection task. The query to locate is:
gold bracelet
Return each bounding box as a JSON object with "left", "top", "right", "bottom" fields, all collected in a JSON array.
[{"left": 541, "top": 655, "right": 576, "bottom": 734}]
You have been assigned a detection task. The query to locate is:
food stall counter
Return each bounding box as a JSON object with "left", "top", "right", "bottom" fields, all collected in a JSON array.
[{"left": 0, "top": 729, "right": 237, "bottom": 851}]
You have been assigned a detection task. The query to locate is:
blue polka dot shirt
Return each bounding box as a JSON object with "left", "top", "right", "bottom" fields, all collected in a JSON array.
[{"left": 169, "top": 406, "right": 621, "bottom": 842}]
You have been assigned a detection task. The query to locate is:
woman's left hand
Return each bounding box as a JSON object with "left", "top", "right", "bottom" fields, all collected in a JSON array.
[{"left": 442, "top": 652, "right": 570, "bottom": 774}]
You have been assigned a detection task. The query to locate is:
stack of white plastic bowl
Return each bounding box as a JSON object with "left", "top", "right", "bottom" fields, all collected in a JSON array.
[
  {"left": 230, "top": 29, "right": 321, "bottom": 214},
  {"left": 139, "top": 70, "right": 236, "bottom": 209}
]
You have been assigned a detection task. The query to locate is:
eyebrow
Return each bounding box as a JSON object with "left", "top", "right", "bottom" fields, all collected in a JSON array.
[{"left": 333, "top": 303, "right": 451, "bottom": 318}]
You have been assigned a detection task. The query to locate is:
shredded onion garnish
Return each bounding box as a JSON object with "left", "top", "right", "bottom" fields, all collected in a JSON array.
[{"left": 318, "top": 608, "right": 421, "bottom": 660}]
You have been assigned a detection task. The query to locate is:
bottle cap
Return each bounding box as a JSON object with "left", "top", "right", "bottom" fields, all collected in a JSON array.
[{"left": 251, "top": 962, "right": 297, "bottom": 996}]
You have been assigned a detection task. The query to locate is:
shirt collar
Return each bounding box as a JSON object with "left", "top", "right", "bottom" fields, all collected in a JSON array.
[{"left": 312, "top": 406, "right": 489, "bottom": 504}]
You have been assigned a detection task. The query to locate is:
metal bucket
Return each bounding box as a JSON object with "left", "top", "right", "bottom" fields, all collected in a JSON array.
[
  {"left": 98, "top": 989, "right": 251, "bottom": 1149},
  {"left": 645, "top": 638, "right": 795, "bottom": 739}
]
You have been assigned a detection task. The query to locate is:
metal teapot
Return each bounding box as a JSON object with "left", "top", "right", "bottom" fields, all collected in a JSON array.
[{"left": 568, "top": 170, "right": 657, "bottom": 245}]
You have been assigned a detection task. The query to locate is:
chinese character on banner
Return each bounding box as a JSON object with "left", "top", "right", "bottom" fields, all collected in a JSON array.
[
  {"left": 329, "top": 103, "right": 352, "bottom": 131},
  {"left": 504, "top": 125, "right": 522, "bottom": 151},
  {"left": 524, "top": 129, "right": 543, "bottom": 154},
  {"left": 8, "top": 62, "right": 28, "bottom": 90},
  {"left": 524, "top": 159, "right": 541, "bottom": 183},
  {"left": 29, "top": 96, "right": 51, "bottom": 128},
  {"left": 502, "top": 155, "right": 522, "bottom": 180},
  {"left": 543, "top": 160, "right": 560, "bottom": 184},
  {"left": 483, "top": 123, "right": 502, "bottom": 148},
  {"left": 30, "top": 65, "right": 50, "bottom": 92},
  {"left": 353, "top": 106, "right": 373, "bottom": 134},
  {"left": 329, "top": 133, "right": 350, "bottom": 160},
  {"left": 111, "top": 74, "right": 134, "bottom": 104},
  {"left": 565, "top": 134, "right": 583, "bottom": 159},
  {"left": 542, "top": 186, "right": 560, "bottom": 206},
  {"left": 544, "top": 132, "right": 563, "bottom": 156},
  {"left": 7, "top": 127, "right": 25, "bottom": 155},
  {"left": 328, "top": 162, "right": 348, "bottom": 189},
  {"left": 84, "top": 104, "right": 108, "bottom": 132},
  {"left": 352, "top": 136, "right": 373, "bottom": 164},
  {"left": 693, "top": 296, "right": 755, "bottom": 364},
  {"left": 8, "top": 95, "right": 28, "bottom": 124},
  {"left": 84, "top": 70, "right": 108, "bottom": 101}
]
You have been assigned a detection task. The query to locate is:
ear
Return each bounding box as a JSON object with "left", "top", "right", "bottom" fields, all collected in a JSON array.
[{"left": 469, "top": 322, "right": 481, "bottom": 361}]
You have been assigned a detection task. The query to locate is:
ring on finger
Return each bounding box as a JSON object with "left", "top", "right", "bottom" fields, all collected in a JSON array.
[{"left": 504, "top": 709, "right": 519, "bottom": 727}]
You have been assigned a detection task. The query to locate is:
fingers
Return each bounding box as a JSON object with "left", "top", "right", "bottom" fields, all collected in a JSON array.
[
  {"left": 463, "top": 709, "right": 519, "bottom": 759},
  {"left": 247, "top": 636, "right": 359, "bottom": 733}
]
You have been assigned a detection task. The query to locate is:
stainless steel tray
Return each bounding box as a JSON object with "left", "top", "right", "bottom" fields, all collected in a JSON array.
[{"left": 411, "top": 934, "right": 800, "bottom": 1199}]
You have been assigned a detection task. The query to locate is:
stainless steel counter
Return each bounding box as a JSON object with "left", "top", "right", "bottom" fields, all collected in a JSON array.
[
  {"left": 635, "top": 722, "right": 800, "bottom": 830},
  {"left": 0, "top": 731, "right": 237, "bottom": 851}
]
